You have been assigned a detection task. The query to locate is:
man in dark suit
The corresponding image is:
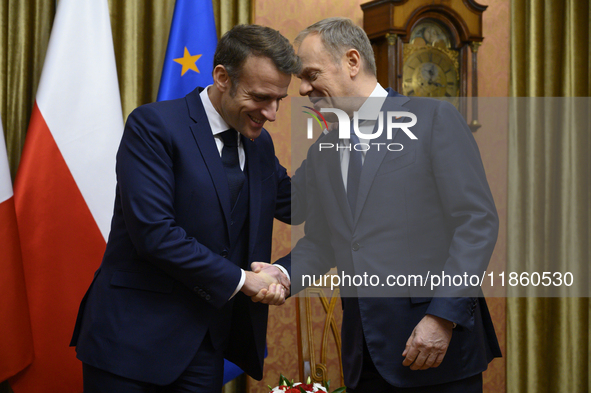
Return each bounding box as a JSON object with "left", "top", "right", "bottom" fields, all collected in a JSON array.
[
  {"left": 287, "top": 18, "right": 501, "bottom": 392},
  {"left": 71, "top": 25, "right": 299, "bottom": 392}
]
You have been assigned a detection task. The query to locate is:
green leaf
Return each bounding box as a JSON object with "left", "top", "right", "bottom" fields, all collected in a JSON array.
[
  {"left": 331, "top": 387, "right": 347, "bottom": 393},
  {"left": 279, "top": 374, "right": 292, "bottom": 387},
  {"left": 268, "top": 385, "right": 273, "bottom": 390},
  {"left": 325, "top": 379, "right": 330, "bottom": 390},
  {"left": 299, "top": 387, "right": 307, "bottom": 393}
]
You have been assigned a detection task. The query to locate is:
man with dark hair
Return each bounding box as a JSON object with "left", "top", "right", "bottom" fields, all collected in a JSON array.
[
  {"left": 288, "top": 17, "right": 501, "bottom": 392},
  {"left": 71, "top": 24, "right": 299, "bottom": 392}
]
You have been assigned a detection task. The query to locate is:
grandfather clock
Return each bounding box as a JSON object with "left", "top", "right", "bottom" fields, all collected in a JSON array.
[{"left": 361, "top": 0, "right": 486, "bottom": 132}]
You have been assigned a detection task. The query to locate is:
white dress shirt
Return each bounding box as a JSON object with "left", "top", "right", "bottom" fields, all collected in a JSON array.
[
  {"left": 340, "top": 83, "right": 388, "bottom": 190},
  {"left": 200, "top": 87, "right": 245, "bottom": 170}
]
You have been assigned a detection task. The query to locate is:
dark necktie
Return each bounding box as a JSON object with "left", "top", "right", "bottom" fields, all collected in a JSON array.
[
  {"left": 347, "top": 131, "right": 362, "bottom": 215},
  {"left": 220, "top": 129, "right": 245, "bottom": 208}
]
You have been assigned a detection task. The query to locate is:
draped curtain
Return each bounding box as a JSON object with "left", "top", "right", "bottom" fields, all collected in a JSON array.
[
  {"left": 0, "top": 0, "right": 250, "bottom": 178},
  {"left": 0, "top": 1, "right": 250, "bottom": 392},
  {"left": 508, "top": 0, "right": 590, "bottom": 392}
]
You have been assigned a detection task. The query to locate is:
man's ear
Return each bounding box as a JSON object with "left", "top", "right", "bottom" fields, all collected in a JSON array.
[
  {"left": 344, "top": 48, "right": 362, "bottom": 78},
  {"left": 213, "top": 64, "right": 231, "bottom": 92}
]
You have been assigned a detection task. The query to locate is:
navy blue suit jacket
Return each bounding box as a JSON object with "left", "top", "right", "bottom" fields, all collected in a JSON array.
[
  {"left": 71, "top": 87, "right": 291, "bottom": 384},
  {"left": 286, "top": 89, "right": 501, "bottom": 388}
]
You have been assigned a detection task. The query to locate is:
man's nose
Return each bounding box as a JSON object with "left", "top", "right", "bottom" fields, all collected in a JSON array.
[
  {"left": 299, "top": 79, "right": 312, "bottom": 96},
  {"left": 261, "top": 100, "right": 278, "bottom": 122}
]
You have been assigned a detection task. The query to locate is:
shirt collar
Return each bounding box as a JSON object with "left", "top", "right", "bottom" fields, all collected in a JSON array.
[
  {"left": 199, "top": 86, "right": 231, "bottom": 137},
  {"left": 356, "top": 83, "right": 388, "bottom": 121}
]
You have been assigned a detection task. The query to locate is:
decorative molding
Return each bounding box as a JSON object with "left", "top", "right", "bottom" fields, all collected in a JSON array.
[{"left": 385, "top": 33, "right": 398, "bottom": 45}]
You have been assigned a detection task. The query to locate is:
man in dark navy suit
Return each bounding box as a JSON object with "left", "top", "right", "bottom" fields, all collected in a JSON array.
[
  {"left": 287, "top": 18, "right": 501, "bottom": 392},
  {"left": 71, "top": 25, "right": 299, "bottom": 392}
]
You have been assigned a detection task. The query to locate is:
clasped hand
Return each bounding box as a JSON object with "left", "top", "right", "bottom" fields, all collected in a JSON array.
[
  {"left": 402, "top": 314, "right": 453, "bottom": 370},
  {"left": 240, "top": 262, "right": 290, "bottom": 305}
]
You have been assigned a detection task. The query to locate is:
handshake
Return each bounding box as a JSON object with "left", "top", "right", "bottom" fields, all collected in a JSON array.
[{"left": 240, "top": 262, "right": 291, "bottom": 306}]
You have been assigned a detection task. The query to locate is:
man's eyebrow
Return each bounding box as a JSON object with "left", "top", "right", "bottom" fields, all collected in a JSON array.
[
  {"left": 250, "top": 92, "right": 288, "bottom": 100},
  {"left": 299, "top": 66, "right": 318, "bottom": 76}
]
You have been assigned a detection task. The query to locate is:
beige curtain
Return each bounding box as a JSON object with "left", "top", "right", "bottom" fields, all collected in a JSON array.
[
  {"left": 1, "top": 0, "right": 250, "bottom": 177},
  {"left": 0, "top": 1, "right": 250, "bottom": 392},
  {"left": 0, "top": 0, "right": 55, "bottom": 180},
  {"left": 508, "top": 0, "right": 590, "bottom": 392}
]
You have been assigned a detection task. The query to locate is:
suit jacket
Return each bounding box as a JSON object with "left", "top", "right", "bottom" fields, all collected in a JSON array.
[
  {"left": 71, "top": 87, "right": 291, "bottom": 384},
  {"left": 286, "top": 89, "right": 501, "bottom": 388}
]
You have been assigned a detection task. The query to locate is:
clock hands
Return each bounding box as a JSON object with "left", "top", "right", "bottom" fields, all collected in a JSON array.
[{"left": 420, "top": 63, "right": 444, "bottom": 88}]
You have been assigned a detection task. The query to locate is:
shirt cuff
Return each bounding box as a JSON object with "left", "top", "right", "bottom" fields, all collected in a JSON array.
[
  {"left": 273, "top": 264, "right": 290, "bottom": 282},
  {"left": 230, "top": 269, "right": 246, "bottom": 300}
]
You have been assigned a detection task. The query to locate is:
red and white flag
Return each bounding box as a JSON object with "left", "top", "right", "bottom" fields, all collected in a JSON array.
[
  {"left": 0, "top": 118, "right": 34, "bottom": 382},
  {"left": 11, "top": 0, "right": 123, "bottom": 391}
]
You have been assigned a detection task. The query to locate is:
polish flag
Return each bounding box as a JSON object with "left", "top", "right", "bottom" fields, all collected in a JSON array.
[
  {"left": 0, "top": 119, "right": 34, "bottom": 382},
  {"left": 10, "top": 0, "right": 123, "bottom": 391}
]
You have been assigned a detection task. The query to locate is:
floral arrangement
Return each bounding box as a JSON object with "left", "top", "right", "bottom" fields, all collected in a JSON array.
[{"left": 268, "top": 374, "right": 346, "bottom": 393}]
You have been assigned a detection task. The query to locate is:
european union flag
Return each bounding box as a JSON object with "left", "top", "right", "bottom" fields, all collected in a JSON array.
[
  {"left": 223, "top": 359, "right": 244, "bottom": 385},
  {"left": 157, "top": 0, "right": 217, "bottom": 101}
]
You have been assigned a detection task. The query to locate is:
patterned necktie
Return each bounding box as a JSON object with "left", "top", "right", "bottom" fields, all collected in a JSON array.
[
  {"left": 220, "top": 129, "right": 245, "bottom": 208},
  {"left": 347, "top": 131, "right": 362, "bottom": 215}
]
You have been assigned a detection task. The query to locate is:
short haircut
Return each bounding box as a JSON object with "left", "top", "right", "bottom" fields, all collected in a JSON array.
[
  {"left": 295, "top": 17, "right": 377, "bottom": 76},
  {"left": 213, "top": 24, "right": 301, "bottom": 92}
]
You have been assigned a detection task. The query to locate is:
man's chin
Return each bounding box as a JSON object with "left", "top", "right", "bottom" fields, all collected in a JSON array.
[
  {"left": 309, "top": 96, "right": 327, "bottom": 109},
  {"left": 239, "top": 127, "right": 263, "bottom": 140}
]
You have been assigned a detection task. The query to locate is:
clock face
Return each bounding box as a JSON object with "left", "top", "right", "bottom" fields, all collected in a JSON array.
[{"left": 402, "top": 47, "right": 459, "bottom": 101}]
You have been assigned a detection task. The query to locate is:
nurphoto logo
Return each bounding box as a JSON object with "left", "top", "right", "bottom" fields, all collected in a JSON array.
[{"left": 302, "top": 106, "right": 418, "bottom": 152}]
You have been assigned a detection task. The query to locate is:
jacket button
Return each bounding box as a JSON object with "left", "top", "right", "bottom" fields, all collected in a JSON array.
[
  {"left": 221, "top": 250, "right": 229, "bottom": 258},
  {"left": 352, "top": 242, "right": 360, "bottom": 251},
  {"left": 193, "top": 287, "right": 199, "bottom": 293},
  {"left": 205, "top": 295, "right": 211, "bottom": 301}
]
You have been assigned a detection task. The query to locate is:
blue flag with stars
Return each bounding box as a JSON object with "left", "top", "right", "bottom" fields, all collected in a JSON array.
[{"left": 157, "top": 0, "right": 217, "bottom": 101}]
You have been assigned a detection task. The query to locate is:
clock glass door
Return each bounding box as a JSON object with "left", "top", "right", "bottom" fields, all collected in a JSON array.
[{"left": 402, "top": 20, "right": 460, "bottom": 109}]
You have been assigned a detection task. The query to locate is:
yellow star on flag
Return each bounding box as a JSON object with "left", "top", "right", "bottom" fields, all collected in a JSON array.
[{"left": 173, "top": 47, "right": 202, "bottom": 76}]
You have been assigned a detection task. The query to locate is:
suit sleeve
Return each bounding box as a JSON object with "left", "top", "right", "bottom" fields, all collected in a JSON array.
[
  {"left": 116, "top": 106, "right": 242, "bottom": 309},
  {"left": 290, "top": 158, "right": 308, "bottom": 226},
  {"left": 425, "top": 101, "right": 499, "bottom": 329},
  {"left": 278, "top": 148, "right": 337, "bottom": 294},
  {"left": 291, "top": 131, "right": 331, "bottom": 226},
  {"left": 273, "top": 155, "right": 291, "bottom": 224}
]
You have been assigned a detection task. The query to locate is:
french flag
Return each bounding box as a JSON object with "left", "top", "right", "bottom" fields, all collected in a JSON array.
[
  {"left": 10, "top": 0, "right": 123, "bottom": 391},
  {"left": 0, "top": 118, "right": 34, "bottom": 383}
]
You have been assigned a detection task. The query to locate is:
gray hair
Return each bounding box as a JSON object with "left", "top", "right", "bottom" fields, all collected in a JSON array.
[{"left": 295, "top": 17, "right": 377, "bottom": 76}]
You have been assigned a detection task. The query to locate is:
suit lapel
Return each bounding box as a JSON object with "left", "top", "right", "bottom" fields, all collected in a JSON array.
[
  {"left": 186, "top": 89, "right": 233, "bottom": 228},
  {"left": 242, "top": 136, "right": 261, "bottom": 261},
  {"left": 353, "top": 90, "right": 410, "bottom": 223}
]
